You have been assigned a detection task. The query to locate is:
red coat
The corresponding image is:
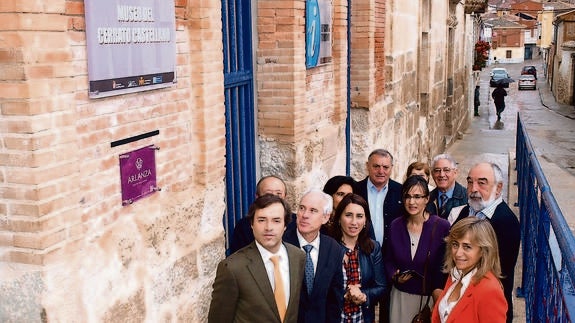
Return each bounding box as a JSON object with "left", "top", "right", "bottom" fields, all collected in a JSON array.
[{"left": 432, "top": 271, "right": 507, "bottom": 323}]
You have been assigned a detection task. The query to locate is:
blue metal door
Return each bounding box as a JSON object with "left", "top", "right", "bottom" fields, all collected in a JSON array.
[{"left": 221, "top": 0, "right": 256, "bottom": 251}]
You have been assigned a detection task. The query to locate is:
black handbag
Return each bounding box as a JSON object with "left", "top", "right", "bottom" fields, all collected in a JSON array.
[{"left": 411, "top": 295, "right": 431, "bottom": 323}]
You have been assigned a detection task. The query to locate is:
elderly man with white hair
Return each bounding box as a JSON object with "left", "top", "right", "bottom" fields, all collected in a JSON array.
[
  {"left": 426, "top": 153, "right": 468, "bottom": 219},
  {"left": 450, "top": 162, "right": 520, "bottom": 323},
  {"left": 283, "top": 189, "right": 344, "bottom": 323}
]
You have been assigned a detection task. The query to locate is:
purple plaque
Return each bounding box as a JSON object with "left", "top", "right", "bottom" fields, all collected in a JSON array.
[{"left": 119, "top": 145, "right": 158, "bottom": 206}]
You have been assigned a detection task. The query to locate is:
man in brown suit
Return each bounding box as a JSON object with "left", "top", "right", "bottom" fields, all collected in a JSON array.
[{"left": 208, "top": 194, "right": 306, "bottom": 323}]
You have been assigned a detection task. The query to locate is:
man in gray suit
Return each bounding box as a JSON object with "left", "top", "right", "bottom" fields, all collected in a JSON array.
[{"left": 208, "top": 194, "right": 306, "bottom": 323}]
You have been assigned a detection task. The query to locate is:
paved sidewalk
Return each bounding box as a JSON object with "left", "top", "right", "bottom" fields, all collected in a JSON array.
[{"left": 446, "top": 62, "right": 575, "bottom": 322}]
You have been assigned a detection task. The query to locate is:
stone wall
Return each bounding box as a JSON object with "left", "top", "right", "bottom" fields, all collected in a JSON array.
[
  {"left": 553, "top": 39, "right": 575, "bottom": 105},
  {"left": 350, "top": 0, "right": 471, "bottom": 180}
]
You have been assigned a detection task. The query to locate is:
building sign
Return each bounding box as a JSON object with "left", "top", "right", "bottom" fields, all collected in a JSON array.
[
  {"left": 305, "top": 0, "right": 332, "bottom": 68},
  {"left": 119, "top": 145, "right": 158, "bottom": 205},
  {"left": 85, "top": 0, "right": 176, "bottom": 98}
]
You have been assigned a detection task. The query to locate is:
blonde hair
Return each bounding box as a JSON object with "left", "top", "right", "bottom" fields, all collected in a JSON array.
[{"left": 443, "top": 217, "right": 502, "bottom": 283}]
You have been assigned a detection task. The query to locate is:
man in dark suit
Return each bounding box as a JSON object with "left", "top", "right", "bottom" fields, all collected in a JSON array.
[
  {"left": 354, "top": 149, "right": 403, "bottom": 251},
  {"left": 229, "top": 175, "right": 288, "bottom": 255},
  {"left": 354, "top": 149, "right": 402, "bottom": 323},
  {"left": 450, "top": 162, "right": 520, "bottom": 323},
  {"left": 283, "top": 189, "right": 344, "bottom": 323},
  {"left": 209, "top": 194, "right": 306, "bottom": 323},
  {"left": 426, "top": 153, "right": 468, "bottom": 219}
]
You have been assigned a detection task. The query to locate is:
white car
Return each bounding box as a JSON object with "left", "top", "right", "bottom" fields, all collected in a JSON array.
[{"left": 518, "top": 75, "right": 536, "bottom": 90}]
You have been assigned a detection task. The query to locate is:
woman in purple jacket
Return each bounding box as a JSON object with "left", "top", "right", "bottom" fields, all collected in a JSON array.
[{"left": 384, "top": 176, "right": 450, "bottom": 323}]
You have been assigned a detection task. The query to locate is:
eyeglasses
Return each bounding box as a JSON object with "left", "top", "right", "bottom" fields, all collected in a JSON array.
[
  {"left": 403, "top": 194, "right": 428, "bottom": 201},
  {"left": 432, "top": 167, "right": 454, "bottom": 174}
]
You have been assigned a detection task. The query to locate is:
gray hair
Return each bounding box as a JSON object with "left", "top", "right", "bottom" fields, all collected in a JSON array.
[
  {"left": 301, "top": 189, "right": 333, "bottom": 215},
  {"left": 490, "top": 162, "right": 504, "bottom": 184},
  {"left": 469, "top": 162, "right": 504, "bottom": 184},
  {"left": 431, "top": 153, "right": 458, "bottom": 169},
  {"left": 368, "top": 149, "right": 394, "bottom": 165}
]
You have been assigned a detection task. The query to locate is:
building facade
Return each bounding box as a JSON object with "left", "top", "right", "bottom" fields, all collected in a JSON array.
[
  {"left": 0, "top": 0, "right": 481, "bottom": 321},
  {"left": 550, "top": 10, "right": 575, "bottom": 105}
]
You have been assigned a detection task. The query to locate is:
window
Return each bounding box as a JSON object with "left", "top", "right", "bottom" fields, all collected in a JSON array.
[{"left": 506, "top": 50, "right": 512, "bottom": 58}]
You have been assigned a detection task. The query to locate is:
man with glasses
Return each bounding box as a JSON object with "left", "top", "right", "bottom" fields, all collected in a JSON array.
[{"left": 426, "top": 154, "right": 468, "bottom": 219}]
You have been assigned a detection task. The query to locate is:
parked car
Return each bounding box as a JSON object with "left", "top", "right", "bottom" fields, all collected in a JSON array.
[
  {"left": 521, "top": 65, "right": 537, "bottom": 79},
  {"left": 490, "top": 67, "right": 510, "bottom": 88},
  {"left": 518, "top": 74, "right": 537, "bottom": 90}
]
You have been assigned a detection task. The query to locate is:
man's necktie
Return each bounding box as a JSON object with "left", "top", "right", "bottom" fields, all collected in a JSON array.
[
  {"left": 303, "top": 245, "right": 315, "bottom": 295},
  {"left": 440, "top": 193, "right": 448, "bottom": 213},
  {"left": 270, "top": 255, "right": 286, "bottom": 322},
  {"left": 476, "top": 211, "right": 486, "bottom": 219}
]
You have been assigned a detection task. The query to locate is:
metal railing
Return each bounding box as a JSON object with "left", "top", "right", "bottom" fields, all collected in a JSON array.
[{"left": 516, "top": 114, "right": 575, "bottom": 322}]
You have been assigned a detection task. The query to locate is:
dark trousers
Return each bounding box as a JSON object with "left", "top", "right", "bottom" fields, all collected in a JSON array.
[{"left": 378, "top": 289, "right": 391, "bottom": 323}]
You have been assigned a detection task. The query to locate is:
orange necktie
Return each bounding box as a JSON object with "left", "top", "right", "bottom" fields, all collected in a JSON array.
[{"left": 270, "top": 255, "right": 286, "bottom": 322}]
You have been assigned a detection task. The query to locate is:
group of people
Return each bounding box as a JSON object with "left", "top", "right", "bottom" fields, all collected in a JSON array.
[{"left": 208, "top": 149, "right": 520, "bottom": 323}]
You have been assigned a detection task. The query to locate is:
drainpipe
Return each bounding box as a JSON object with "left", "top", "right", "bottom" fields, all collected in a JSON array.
[
  {"left": 551, "top": 19, "right": 558, "bottom": 88},
  {"left": 346, "top": 0, "right": 351, "bottom": 175}
]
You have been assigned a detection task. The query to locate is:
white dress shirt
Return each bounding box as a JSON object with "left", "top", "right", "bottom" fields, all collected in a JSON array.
[
  {"left": 367, "top": 179, "right": 388, "bottom": 244},
  {"left": 255, "top": 241, "right": 290, "bottom": 306},
  {"left": 296, "top": 230, "right": 320, "bottom": 274},
  {"left": 438, "top": 268, "right": 478, "bottom": 323}
]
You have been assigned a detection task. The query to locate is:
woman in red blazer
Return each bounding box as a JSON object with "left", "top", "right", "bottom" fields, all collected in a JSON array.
[{"left": 432, "top": 217, "right": 507, "bottom": 323}]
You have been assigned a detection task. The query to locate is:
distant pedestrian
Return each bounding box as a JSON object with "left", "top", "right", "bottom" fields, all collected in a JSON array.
[
  {"left": 474, "top": 85, "right": 480, "bottom": 116},
  {"left": 491, "top": 85, "right": 507, "bottom": 121}
]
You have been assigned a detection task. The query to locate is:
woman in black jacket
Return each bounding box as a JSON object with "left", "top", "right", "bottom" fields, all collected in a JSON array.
[{"left": 327, "top": 194, "right": 387, "bottom": 323}]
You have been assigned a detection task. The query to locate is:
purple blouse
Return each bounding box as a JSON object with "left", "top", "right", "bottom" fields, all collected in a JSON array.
[{"left": 384, "top": 214, "right": 451, "bottom": 295}]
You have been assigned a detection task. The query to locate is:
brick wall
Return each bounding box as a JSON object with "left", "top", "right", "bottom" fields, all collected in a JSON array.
[{"left": 257, "top": 0, "right": 350, "bottom": 200}]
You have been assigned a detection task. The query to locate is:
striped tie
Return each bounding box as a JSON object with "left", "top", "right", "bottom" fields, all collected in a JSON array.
[{"left": 440, "top": 193, "right": 448, "bottom": 215}]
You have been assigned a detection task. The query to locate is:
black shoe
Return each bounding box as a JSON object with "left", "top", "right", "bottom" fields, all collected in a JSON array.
[{"left": 474, "top": 113, "right": 480, "bottom": 116}]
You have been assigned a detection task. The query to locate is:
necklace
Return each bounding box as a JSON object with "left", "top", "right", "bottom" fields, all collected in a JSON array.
[{"left": 408, "top": 231, "right": 420, "bottom": 247}]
